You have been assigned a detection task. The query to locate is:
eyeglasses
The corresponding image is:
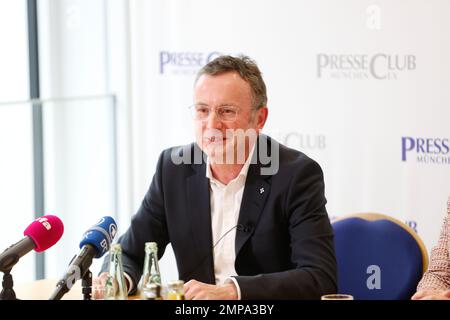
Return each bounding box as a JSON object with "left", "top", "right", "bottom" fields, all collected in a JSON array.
[{"left": 189, "top": 104, "right": 241, "bottom": 122}]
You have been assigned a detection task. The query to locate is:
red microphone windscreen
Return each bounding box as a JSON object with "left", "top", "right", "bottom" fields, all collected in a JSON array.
[{"left": 23, "top": 215, "right": 64, "bottom": 252}]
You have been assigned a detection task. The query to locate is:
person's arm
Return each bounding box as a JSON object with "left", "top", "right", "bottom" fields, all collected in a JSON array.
[
  {"left": 184, "top": 280, "right": 238, "bottom": 300},
  {"left": 415, "top": 206, "right": 450, "bottom": 293},
  {"left": 234, "top": 159, "right": 337, "bottom": 300},
  {"left": 411, "top": 289, "right": 450, "bottom": 300},
  {"left": 99, "top": 150, "right": 170, "bottom": 295}
]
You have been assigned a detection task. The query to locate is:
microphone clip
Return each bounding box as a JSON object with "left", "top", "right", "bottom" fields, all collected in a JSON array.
[
  {"left": 81, "top": 269, "right": 92, "bottom": 300},
  {"left": 237, "top": 224, "right": 253, "bottom": 233}
]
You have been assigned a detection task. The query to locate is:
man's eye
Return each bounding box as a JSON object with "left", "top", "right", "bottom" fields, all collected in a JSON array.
[
  {"left": 221, "top": 108, "right": 236, "bottom": 115},
  {"left": 196, "top": 107, "right": 209, "bottom": 114}
]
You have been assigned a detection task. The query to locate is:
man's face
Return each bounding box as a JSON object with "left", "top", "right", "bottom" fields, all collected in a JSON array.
[{"left": 193, "top": 71, "right": 267, "bottom": 164}]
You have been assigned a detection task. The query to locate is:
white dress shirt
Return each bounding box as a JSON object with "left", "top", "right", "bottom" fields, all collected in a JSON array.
[{"left": 206, "top": 146, "right": 255, "bottom": 300}]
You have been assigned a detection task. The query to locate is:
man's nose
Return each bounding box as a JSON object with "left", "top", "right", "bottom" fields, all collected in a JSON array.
[{"left": 205, "top": 110, "right": 222, "bottom": 129}]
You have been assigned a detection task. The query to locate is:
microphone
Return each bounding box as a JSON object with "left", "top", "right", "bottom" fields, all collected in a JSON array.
[
  {"left": 0, "top": 215, "right": 64, "bottom": 272},
  {"left": 49, "top": 216, "right": 117, "bottom": 300},
  {"left": 181, "top": 223, "right": 252, "bottom": 281},
  {"left": 236, "top": 224, "right": 253, "bottom": 233}
]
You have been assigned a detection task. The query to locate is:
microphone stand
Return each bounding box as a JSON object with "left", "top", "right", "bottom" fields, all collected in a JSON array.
[
  {"left": 0, "top": 269, "right": 17, "bottom": 300},
  {"left": 81, "top": 269, "right": 92, "bottom": 300}
]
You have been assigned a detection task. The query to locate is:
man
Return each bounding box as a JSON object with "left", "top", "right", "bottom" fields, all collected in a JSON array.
[{"left": 95, "top": 55, "right": 337, "bottom": 299}]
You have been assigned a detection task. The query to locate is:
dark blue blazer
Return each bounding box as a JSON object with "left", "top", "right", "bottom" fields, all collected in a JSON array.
[{"left": 104, "top": 135, "right": 337, "bottom": 299}]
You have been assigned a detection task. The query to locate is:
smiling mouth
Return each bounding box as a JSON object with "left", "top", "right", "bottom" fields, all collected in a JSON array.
[{"left": 204, "top": 136, "right": 227, "bottom": 143}]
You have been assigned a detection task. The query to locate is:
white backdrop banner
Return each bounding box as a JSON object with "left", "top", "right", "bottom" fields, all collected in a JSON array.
[{"left": 128, "top": 0, "right": 450, "bottom": 280}]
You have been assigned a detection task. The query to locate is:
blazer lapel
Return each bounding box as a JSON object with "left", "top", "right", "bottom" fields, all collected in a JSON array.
[
  {"left": 235, "top": 141, "right": 272, "bottom": 257},
  {"left": 186, "top": 161, "right": 215, "bottom": 283}
]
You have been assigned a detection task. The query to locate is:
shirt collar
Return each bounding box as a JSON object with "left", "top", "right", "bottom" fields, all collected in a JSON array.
[{"left": 206, "top": 143, "right": 256, "bottom": 185}]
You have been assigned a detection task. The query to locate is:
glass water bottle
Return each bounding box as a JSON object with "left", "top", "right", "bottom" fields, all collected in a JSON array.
[
  {"left": 142, "top": 283, "right": 163, "bottom": 300},
  {"left": 140, "top": 242, "right": 162, "bottom": 299},
  {"left": 104, "top": 244, "right": 127, "bottom": 300}
]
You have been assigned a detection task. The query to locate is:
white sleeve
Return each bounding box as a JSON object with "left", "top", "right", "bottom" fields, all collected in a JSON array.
[{"left": 225, "top": 277, "right": 241, "bottom": 300}]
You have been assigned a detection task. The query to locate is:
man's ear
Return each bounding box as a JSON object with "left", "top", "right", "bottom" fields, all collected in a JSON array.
[{"left": 256, "top": 106, "right": 268, "bottom": 130}]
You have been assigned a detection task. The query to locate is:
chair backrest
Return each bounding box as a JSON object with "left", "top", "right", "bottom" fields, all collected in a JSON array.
[{"left": 332, "top": 213, "right": 428, "bottom": 300}]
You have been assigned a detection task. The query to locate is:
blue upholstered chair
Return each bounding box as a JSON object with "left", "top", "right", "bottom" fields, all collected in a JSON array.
[{"left": 332, "top": 213, "right": 428, "bottom": 300}]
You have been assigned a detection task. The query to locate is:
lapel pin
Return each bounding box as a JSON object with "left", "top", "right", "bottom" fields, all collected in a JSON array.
[{"left": 259, "top": 187, "right": 265, "bottom": 194}]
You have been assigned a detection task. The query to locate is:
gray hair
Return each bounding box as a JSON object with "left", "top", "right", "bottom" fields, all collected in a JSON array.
[{"left": 195, "top": 55, "right": 268, "bottom": 110}]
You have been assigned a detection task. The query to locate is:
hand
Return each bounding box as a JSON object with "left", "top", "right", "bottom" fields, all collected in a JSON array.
[
  {"left": 184, "top": 280, "right": 238, "bottom": 300},
  {"left": 92, "top": 272, "right": 109, "bottom": 300},
  {"left": 411, "top": 289, "right": 450, "bottom": 300}
]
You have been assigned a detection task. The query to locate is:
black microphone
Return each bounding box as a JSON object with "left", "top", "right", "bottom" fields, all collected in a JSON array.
[
  {"left": 236, "top": 224, "right": 252, "bottom": 233},
  {"left": 49, "top": 216, "right": 117, "bottom": 300}
]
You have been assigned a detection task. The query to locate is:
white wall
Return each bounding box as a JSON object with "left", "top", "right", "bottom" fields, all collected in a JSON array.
[
  {"left": 37, "top": 0, "right": 130, "bottom": 279},
  {"left": 0, "top": 0, "right": 35, "bottom": 285}
]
